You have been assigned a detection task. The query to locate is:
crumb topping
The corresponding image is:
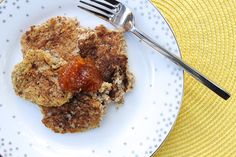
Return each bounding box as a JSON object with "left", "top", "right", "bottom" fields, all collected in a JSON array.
[
  {"left": 12, "top": 17, "right": 134, "bottom": 133},
  {"left": 12, "top": 49, "right": 72, "bottom": 107}
]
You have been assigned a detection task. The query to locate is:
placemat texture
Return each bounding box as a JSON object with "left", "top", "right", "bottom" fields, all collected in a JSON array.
[{"left": 151, "top": 0, "right": 236, "bottom": 156}]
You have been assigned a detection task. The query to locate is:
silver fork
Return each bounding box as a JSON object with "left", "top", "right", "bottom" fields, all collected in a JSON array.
[{"left": 78, "top": 0, "right": 230, "bottom": 100}]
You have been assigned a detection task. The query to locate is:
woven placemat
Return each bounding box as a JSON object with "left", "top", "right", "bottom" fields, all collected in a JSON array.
[{"left": 151, "top": 0, "right": 236, "bottom": 156}]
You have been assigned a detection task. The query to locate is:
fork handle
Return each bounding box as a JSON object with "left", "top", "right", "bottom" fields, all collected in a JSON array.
[{"left": 131, "top": 27, "right": 230, "bottom": 100}]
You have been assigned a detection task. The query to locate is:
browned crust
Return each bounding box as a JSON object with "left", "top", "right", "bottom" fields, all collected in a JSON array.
[
  {"left": 12, "top": 49, "right": 72, "bottom": 107},
  {"left": 79, "top": 25, "right": 134, "bottom": 103},
  {"left": 41, "top": 94, "right": 105, "bottom": 133},
  {"left": 13, "top": 17, "right": 134, "bottom": 133},
  {"left": 21, "top": 16, "right": 80, "bottom": 61}
]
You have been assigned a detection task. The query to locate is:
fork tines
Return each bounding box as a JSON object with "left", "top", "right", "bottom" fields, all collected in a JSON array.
[
  {"left": 90, "top": 0, "right": 116, "bottom": 10},
  {"left": 78, "top": 0, "right": 120, "bottom": 20},
  {"left": 80, "top": 0, "right": 112, "bottom": 14},
  {"left": 103, "top": 0, "right": 120, "bottom": 5}
]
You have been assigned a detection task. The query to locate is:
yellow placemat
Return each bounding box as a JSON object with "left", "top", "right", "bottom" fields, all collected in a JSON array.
[{"left": 151, "top": 0, "right": 236, "bottom": 156}]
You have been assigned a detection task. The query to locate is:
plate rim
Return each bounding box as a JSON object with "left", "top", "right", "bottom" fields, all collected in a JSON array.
[
  {"left": 0, "top": 0, "right": 185, "bottom": 156},
  {"left": 147, "top": 0, "right": 184, "bottom": 156}
]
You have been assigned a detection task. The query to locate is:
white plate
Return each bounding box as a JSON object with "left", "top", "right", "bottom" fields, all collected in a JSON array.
[{"left": 0, "top": 0, "right": 184, "bottom": 157}]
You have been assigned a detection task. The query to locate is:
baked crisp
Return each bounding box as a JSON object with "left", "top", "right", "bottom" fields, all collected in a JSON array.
[
  {"left": 12, "top": 17, "right": 134, "bottom": 133},
  {"left": 21, "top": 16, "right": 80, "bottom": 61},
  {"left": 12, "top": 49, "right": 72, "bottom": 107},
  {"left": 80, "top": 25, "right": 134, "bottom": 103},
  {"left": 41, "top": 82, "right": 112, "bottom": 133}
]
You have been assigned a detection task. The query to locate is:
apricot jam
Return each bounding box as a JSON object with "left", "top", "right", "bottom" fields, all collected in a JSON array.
[{"left": 58, "top": 57, "right": 102, "bottom": 92}]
